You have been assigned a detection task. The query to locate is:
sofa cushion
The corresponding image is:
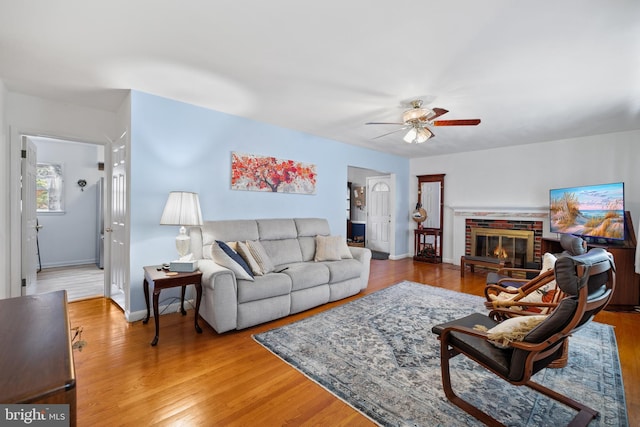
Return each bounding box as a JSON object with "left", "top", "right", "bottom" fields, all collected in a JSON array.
[
  {"left": 246, "top": 240, "right": 275, "bottom": 274},
  {"left": 298, "top": 236, "right": 317, "bottom": 262},
  {"left": 237, "top": 274, "right": 292, "bottom": 304},
  {"left": 296, "top": 218, "right": 330, "bottom": 261},
  {"left": 323, "top": 258, "right": 362, "bottom": 283},
  {"left": 261, "top": 238, "right": 304, "bottom": 266},
  {"left": 281, "top": 262, "right": 330, "bottom": 291},
  {"left": 294, "top": 218, "right": 331, "bottom": 237},
  {"left": 210, "top": 242, "right": 254, "bottom": 281},
  {"left": 201, "top": 220, "right": 259, "bottom": 260},
  {"left": 257, "top": 219, "right": 298, "bottom": 240}
]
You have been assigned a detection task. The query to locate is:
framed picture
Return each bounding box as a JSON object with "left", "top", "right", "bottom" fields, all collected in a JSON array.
[{"left": 231, "top": 152, "right": 316, "bottom": 195}]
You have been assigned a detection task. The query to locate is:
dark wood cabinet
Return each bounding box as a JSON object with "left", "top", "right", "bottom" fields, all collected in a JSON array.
[
  {"left": 541, "top": 237, "right": 639, "bottom": 310},
  {"left": 0, "top": 291, "right": 76, "bottom": 425}
]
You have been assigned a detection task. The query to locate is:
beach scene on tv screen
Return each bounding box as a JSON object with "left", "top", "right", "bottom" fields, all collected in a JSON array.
[{"left": 549, "top": 183, "right": 625, "bottom": 240}]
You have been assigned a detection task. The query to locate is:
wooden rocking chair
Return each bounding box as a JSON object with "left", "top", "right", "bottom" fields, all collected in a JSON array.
[{"left": 431, "top": 248, "right": 616, "bottom": 426}]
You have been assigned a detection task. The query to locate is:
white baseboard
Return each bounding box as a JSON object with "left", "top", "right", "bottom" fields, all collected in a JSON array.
[
  {"left": 389, "top": 253, "right": 410, "bottom": 260},
  {"left": 126, "top": 299, "right": 195, "bottom": 323}
]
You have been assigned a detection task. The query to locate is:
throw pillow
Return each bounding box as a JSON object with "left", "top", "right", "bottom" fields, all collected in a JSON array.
[
  {"left": 518, "top": 253, "right": 558, "bottom": 313},
  {"left": 314, "top": 235, "right": 342, "bottom": 262},
  {"left": 475, "top": 315, "right": 547, "bottom": 348},
  {"left": 338, "top": 236, "right": 353, "bottom": 259},
  {"left": 211, "top": 241, "right": 254, "bottom": 281},
  {"left": 246, "top": 240, "right": 275, "bottom": 274},
  {"left": 488, "top": 253, "right": 558, "bottom": 314},
  {"left": 236, "top": 241, "right": 263, "bottom": 276},
  {"left": 540, "top": 252, "right": 557, "bottom": 273}
]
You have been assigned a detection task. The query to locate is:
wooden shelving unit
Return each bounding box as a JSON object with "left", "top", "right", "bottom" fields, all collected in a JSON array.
[{"left": 414, "top": 228, "right": 442, "bottom": 263}]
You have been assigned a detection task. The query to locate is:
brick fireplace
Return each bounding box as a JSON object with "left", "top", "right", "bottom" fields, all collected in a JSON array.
[{"left": 465, "top": 219, "right": 543, "bottom": 268}]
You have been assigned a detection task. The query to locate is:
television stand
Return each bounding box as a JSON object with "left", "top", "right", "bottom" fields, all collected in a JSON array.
[{"left": 541, "top": 211, "right": 639, "bottom": 310}]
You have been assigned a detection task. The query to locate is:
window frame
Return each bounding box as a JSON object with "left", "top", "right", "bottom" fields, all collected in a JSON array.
[{"left": 36, "top": 162, "right": 65, "bottom": 213}]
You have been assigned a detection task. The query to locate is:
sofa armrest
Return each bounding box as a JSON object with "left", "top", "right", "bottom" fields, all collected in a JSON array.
[
  {"left": 198, "top": 259, "right": 235, "bottom": 289},
  {"left": 348, "top": 246, "right": 372, "bottom": 290},
  {"left": 197, "top": 259, "right": 239, "bottom": 333},
  {"left": 349, "top": 246, "right": 368, "bottom": 261}
]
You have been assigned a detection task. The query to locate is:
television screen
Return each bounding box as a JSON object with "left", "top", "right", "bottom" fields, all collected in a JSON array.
[{"left": 549, "top": 182, "right": 625, "bottom": 241}]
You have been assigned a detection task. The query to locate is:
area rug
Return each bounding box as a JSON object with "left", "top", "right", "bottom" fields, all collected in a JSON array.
[
  {"left": 371, "top": 250, "right": 389, "bottom": 260},
  {"left": 253, "top": 281, "right": 628, "bottom": 426}
]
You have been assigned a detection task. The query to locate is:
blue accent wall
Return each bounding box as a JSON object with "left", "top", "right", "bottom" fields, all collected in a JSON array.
[{"left": 128, "top": 91, "right": 408, "bottom": 313}]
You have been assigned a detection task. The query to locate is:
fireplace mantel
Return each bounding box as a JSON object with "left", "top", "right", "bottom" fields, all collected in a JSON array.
[{"left": 452, "top": 206, "right": 547, "bottom": 219}]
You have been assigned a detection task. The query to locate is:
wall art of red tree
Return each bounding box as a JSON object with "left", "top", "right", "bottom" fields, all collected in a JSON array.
[{"left": 231, "top": 152, "right": 316, "bottom": 194}]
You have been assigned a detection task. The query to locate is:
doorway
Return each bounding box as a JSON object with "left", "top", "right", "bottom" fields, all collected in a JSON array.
[
  {"left": 22, "top": 136, "right": 117, "bottom": 303},
  {"left": 347, "top": 166, "right": 395, "bottom": 258},
  {"left": 366, "top": 175, "right": 392, "bottom": 254}
]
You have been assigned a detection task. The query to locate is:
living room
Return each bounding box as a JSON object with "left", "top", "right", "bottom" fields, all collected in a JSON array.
[
  {"left": 0, "top": 2, "right": 639, "bottom": 425},
  {"left": 3, "top": 90, "right": 638, "bottom": 315}
]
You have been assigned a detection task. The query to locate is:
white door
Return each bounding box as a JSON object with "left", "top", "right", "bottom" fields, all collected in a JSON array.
[
  {"left": 21, "top": 137, "right": 38, "bottom": 295},
  {"left": 109, "top": 130, "right": 129, "bottom": 308},
  {"left": 366, "top": 176, "right": 391, "bottom": 253}
]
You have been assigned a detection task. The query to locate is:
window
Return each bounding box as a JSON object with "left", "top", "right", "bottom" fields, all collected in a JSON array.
[{"left": 36, "top": 163, "right": 64, "bottom": 212}]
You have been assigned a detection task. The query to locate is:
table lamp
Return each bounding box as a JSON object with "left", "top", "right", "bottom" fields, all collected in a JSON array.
[{"left": 160, "top": 191, "right": 203, "bottom": 260}]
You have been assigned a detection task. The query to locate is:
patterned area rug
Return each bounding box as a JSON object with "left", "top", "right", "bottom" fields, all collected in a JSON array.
[{"left": 253, "top": 281, "right": 628, "bottom": 426}]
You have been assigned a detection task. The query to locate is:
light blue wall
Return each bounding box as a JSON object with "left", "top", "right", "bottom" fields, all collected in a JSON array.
[
  {"left": 129, "top": 91, "right": 409, "bottom": 312},
  {"left": 34, "top": 139, "right": 104, "bottom": 268}
]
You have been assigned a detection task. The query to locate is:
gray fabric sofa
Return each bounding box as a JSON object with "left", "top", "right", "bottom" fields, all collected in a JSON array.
[{"left": 189, "top": 218, "right": 372, "bottom": 333}]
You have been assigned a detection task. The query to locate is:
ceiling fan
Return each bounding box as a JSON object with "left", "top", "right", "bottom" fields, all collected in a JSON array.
[{"left": 365, "top": 100, "right": 481, "bottom": 143}]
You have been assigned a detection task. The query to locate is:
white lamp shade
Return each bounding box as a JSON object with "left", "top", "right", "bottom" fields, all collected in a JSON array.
[
  {"left": 415, "top": 127, "right": 433, "bottom": 143},
  {"left": 160, "top": 192, "right": 203, "bottom": 226},
  {"left": 403, "top": 128, "right": 418, "bottom": 143},
  {"left": 403, "top": 127, "right": 433, "bottom": 144}
]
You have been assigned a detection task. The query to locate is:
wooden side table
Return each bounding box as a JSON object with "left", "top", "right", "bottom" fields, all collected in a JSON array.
[{"left": 142, "top": 266, "right": 203, "bottom": 346}]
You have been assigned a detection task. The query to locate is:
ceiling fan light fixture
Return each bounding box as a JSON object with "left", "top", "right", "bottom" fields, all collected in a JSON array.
[
  {"left": 403, "top": 126, "right": 432, "bottom": 143},
  {"left": 403, "top": 128, "right": 418, "bottom": 143},
  {"left": 402, "top": 107, "right": 433, "bottom": 123},
  {"left": 416, "top": 127, "right": 433, "bottom": 143}
]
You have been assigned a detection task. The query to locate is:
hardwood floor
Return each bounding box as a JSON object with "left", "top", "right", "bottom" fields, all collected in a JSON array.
[
  {"left": 32, "top": 264, "right": 104, "bottom": 301},
  {"left": 30, "top": 264, "right": 125, "bottom": 307},
  {"left": 66, "top": 259, "right": 639, "bottom": 426}
]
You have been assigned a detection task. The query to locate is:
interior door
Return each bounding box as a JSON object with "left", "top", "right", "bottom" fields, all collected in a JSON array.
[
  {"left": 366, "top": 176, "right": 391, "bottom": 253},
  {"left": 109, "top": 130, "right": 129, "bottom": 309},
  {"left": 21, "top": 137, "right": 38, "bottom": 295}
]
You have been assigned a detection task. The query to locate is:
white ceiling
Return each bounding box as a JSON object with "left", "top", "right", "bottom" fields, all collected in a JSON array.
[{"left": 1, "top": 0, "right": 639, "bottom": 158}]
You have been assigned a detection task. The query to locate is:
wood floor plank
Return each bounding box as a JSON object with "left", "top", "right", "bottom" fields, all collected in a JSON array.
[
  {"left": 31, "top": 264, "right": 105, "bottom": 301},
  {"left": 66, "top": 259, "right": 639, "bottom": 426}
]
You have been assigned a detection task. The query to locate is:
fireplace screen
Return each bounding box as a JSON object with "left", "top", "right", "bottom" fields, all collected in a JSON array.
[{"left": 470, "top": 228, "right": 534, "bottom": 268}]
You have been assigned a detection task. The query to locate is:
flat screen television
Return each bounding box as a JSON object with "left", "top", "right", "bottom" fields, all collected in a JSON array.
[{"left": 549, "top": 182, "right": 625, "bottom": 241}]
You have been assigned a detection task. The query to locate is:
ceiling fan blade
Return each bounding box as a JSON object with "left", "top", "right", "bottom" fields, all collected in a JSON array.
[
  {"left": 372, "top": 126, "right": 410, "bottom": 139},
  {"left": 432, "top": 119, "right": 481, "bottom": 126},
  {"left": 429, "top": 108, "right": 449, "bottom": 120},
  {"left": 365, "top": 122, "right": 406, "bottom": 125}
]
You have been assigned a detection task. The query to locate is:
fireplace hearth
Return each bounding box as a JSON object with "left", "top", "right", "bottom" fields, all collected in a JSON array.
[{"left": 465, "top": 219, "right": 542, "bottom": 268}]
